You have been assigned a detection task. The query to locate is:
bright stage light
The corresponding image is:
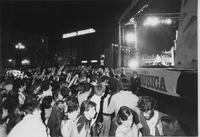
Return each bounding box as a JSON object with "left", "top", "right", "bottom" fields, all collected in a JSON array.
[
  {"left": 128, "top": 59, "right": 139, "bottom": 69},
  {"left": 143, "top": 17, "right": 160, "bottom": 26},
  {"left": 164, "top": 18, "right": 172, "bottom": 25},
  {"left": 125, "top": 33, "right": 136, "bottom": 43}
]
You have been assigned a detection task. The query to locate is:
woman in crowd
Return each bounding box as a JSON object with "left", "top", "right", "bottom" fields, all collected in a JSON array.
[
  {"left": 0, "top": 94, "right": 9, "bottom": 137},
  {"left": 47, "top": 100, "right": 67, "bottom": 137},
  {"left": 61, "top": 95, "right": 79, "bottom": 137},
  {"left": 115, "top": 106, "right": 142, "bottom": 137}
]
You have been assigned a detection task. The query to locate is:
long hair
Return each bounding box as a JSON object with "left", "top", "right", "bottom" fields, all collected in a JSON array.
[
  {"left": 47, "top": 100, "right": 65, "bottom": 137},
  {"left": 116, "top": 106, "right": 139, "bottom": 126}
]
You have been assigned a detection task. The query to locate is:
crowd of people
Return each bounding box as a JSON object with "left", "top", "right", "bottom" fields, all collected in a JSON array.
[{"left": 0, "top": 65, "right": 186, "bottom": 137}]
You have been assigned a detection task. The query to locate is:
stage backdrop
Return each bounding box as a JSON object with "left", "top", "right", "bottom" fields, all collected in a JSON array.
[{"left": 175, "top": 0, "right": 197, "bottom": 69}]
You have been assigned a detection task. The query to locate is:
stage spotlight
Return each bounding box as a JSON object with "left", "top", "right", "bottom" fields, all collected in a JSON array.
[
  {"left": 128, "top": 59, "right": 139, "bottom": 69},
  {"left": 143, "top": 17, "right": 160, "bottom": 26},
  {"left": 125, "top": 33, "right": 136, "bottom": 43}
]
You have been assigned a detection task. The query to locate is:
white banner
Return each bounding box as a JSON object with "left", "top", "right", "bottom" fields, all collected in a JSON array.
[{"left": 123, "top": 68, "right": 181, "bottom": 97}]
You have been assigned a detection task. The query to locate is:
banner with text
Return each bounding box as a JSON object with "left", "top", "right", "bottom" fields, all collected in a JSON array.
[{"left": 124, "top": 68, "right": 181, "bottom": 97}]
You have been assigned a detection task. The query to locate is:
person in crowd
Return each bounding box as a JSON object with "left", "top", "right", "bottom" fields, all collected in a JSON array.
[
  {"left": 40, "top": 96, "right": 54, "bottom": 124},
  {"left": 108, "top": 72, "right": 120, "bottom": 95},
  {"left": 108, "top": 77, "right": 140, "bottom": 117},
  {"left": 73, "top": 100, "right": 96, "bottom": 137},
  {"left": 38, "top": 81, "right": 53, "bottom": 101},
  {"left": 53, "top": 87, "right": 70, "bottom": 101},
  {"left": 0, "top": 95, "right": 9, "bottom": 137},
  {"left": 88, "top": 82, "right": 111, "bottom": 137},
  {"left": 61, "top": 95, "right": 79, "bottom": 137},
  {"left": 78, "top": 83, "right": 93, "bottom": 106},
  {"left": 47, "top": 100, "right": 67, "bottom": 137},
  {"left": 161, "top": 115, "right": 186, "bottom": 136},
  {"left": 2, "top": 80, "right": 13, "bottom": 93},
  {"left": 108, "top": 77, "right": 140, "bottom": 136},
  {"left": 7, "top": 95, "right": 48, "bottom": 137},
  {"left": 4, "top": 95, "right": 24, "bottom": 134},
  {"left": 137, "top": 96, "right": 164, "bottom": 136},
  {"left": 12, "top": 79, "right": 27, "bottom": 105},
  {"left": 115, "top": 106, "right": 142, "bottom": 137},
  {"left": 27, "top": 80, "right": 41, "bottom": 95}
]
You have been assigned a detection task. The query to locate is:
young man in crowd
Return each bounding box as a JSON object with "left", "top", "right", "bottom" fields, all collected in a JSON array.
[
  {"left": 7, "top": 95, "right": 48, "bottom": 137},
  {"left": 61, "top": 95, "right": 79, "bottom": 137},
  {"left": 137, "top": 96, "right": 164, "bottom": 136},
  {"left": 108, "top": 77, "right": 140, "bottom": 136},
  {"left": 73, "top": 100, "right": 96, "bottom": 137}
]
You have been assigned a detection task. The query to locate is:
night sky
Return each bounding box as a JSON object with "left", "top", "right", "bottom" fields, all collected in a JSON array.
[{"left": 0, "top": 0, "right": 181, "bottom": 62}]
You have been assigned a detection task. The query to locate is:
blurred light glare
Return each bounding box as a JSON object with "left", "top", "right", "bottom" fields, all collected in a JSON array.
[
  {"left": 125, "top": 33, "right": 136, "bottom": 43},
  {"left": 8, "top": 59, "right": 13, "bottom": 62},
  {"left": 62, "top": 32, "right": 77, "bottom": 38},
  {"left": 91, "top": 60, "right": 98, "bottom": 63},
  {"left": 128, "top": 59, "right": 139, "bottom": 69},
  {"left": 81, "top": 60, "right": 87, "bottom": 63},
  {"left": 164, "top": 18, "right": 172, "bottom": 25},
  {"left": 143, "top": 17, "right": 160, "bottom": 26},
  {"left": 21, "top": 59, "right": 30, "bottom": 65},
  {"left": 77, "top": 28, "right": 96, "bottom": 36},
  {"left": 15, "top": 42, "right": 25, "bottom": 50}
]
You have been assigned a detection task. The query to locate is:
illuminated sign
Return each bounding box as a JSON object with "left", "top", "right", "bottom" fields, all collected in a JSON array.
[
  {"left": 62, "top": 32, "right": 77, "bottom": 38},
  {"left": 63, "top": 28, "right": 96, "bottom": 39},
  {"left": 77, "top": 28, "right": 96, "bottom": 36}
]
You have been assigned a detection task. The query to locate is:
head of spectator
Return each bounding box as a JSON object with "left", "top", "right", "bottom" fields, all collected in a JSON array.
[
  {"left": 116, "top": 106, "right": 138, "bottom": 128},
  {"left": 94, "top": 82, "right": 106, "bottom": 97},
  {"left": 20, "top": 95, "right": 41, "bottom": 115},
  {"left": 40, "top": 96, "right": 54, "bottom": 123},
  {"left": 161, "top": 115, "right": 186, "bottom": 136},
  {"left": 65, "top": 95, "right": 79, "bottom": 120},
  {"left": 137, "top": 96, "right": 157, "bottom": 120},
  {"left": 119, "top": 77, "right": 132, "bottom": 91},
  {"left": 79, "top": 100, "right": 96, "bottom": 120},
  {"left": 41, "top": 81, "right": 52, "bottom": 92},
  {"left": 13, "top": 79, "right": 27, "bottom": 94},
  {"left": 100, "top": 75, "right": 110, "bottom": 86},
  {"left": 3, "top": 80, "right": 13, "bottom": 93}
]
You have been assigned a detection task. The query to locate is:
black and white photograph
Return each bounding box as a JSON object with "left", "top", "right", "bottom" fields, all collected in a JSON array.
[{"left": 0, "top": 0, "right": 198, "bottom": 137}]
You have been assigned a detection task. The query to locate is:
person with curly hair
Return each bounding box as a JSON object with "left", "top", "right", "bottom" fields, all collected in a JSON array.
[{"left": 137, "top": 96, "right": 164, "bottom": 136}]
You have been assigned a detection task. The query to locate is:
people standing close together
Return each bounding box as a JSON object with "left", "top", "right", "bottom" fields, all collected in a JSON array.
[{"left": 0, "top": 66, "right": 186, "bottom": 137}]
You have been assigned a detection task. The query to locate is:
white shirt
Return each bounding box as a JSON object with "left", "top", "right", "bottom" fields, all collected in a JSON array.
[
  {"left": 108, "top": 90, "right": 139, "bottom": 116},
  {"left": 115, "top": 124, "right": 141, "bottom": 137},
  {"left": 7, "top": 114, "right": 48, "bottom": 137},
  {"left": 78, "top": 91, "right": 90, "bottom": 106}
]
